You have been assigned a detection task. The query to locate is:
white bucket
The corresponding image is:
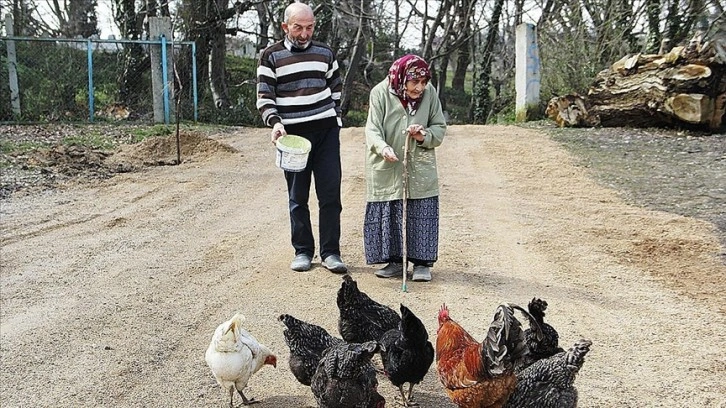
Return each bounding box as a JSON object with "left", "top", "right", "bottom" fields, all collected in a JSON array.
[{"left": 275, "top": 135, "right": 311, "bottom": 172}]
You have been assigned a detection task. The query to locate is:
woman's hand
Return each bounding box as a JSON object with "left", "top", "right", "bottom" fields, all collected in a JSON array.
[
  {"left": 382, "top": 146, "right": 399, "bottom": 162},
  {"left": 406, "top": 124, "right": 426, "bottom": 142}
]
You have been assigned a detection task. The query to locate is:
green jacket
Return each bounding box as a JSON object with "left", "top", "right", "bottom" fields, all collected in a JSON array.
[{"left": 364, "top": 80, "right": 447, "bottom": 202}]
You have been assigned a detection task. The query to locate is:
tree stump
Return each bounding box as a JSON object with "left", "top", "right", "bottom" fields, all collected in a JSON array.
[{"left": 547, "top": 33, "right": 726, "bottom": 131}]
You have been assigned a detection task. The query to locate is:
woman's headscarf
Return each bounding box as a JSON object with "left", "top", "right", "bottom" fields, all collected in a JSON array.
[{"left": 388, "top": 54, "right": 431, "bottom": 115}]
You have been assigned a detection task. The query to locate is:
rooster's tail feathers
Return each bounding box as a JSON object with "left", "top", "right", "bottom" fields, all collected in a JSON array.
[
  {"left": 225, "top": 312, "right": 246, "bottom": 334},
  {"left": 510, "top": 302, "right": 543, "bottom": 342},
  {"left": 400, "top": 304, "right": 429, "bottom": 342},
  {"left": 483, "top": 304, "right": 530, "bottom": 375},
  {"left": 566, "top": 339, "right": 592, "bottom": 368},
  {"left": 527, "top": 298, "right": 548, "bottom": 322}
]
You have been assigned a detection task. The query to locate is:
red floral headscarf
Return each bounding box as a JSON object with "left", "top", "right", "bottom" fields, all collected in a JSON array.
[{"left": 388, "top": 54, "right": 431, "bottom": 115}]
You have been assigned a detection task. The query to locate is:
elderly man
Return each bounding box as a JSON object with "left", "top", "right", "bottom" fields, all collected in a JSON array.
[{"left": 256, "top": 2, "right": 347, "bottom": 274}]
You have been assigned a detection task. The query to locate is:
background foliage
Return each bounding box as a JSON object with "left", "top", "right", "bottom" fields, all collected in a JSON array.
[{"left": 2, "top": 0, "right": 724, "bottom": 125}]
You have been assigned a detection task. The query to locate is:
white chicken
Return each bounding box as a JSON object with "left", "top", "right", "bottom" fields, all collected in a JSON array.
[{"left": 205, "top": 312, "right": 277, "bottom": 406}]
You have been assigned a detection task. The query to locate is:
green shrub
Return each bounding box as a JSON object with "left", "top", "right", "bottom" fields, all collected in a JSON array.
[{"left": 343, "top": 110, "right": 368, "bottom": 127}]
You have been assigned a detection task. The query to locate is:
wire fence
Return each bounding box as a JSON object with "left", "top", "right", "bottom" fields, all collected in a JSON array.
[{"left": 1, "top": 36, "right": 197, "bottom": 124}]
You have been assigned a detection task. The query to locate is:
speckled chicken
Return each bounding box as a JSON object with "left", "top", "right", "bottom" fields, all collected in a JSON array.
[
  {"left": 204, "top": 313, "right": 277, "bottom": 407},
  {"left": 310, "top": 341, "right": 386, "bottom": 408},
  {"left": 337, "top": 274, "right": 401, "bottom": 343},
  {"left": 504, "top": 339, "right": 592, "bottom": 408},
  {"left": 515, "top": 298, "right": 564, "bottom": 373},
  {"left": 279, "top": 313, "right": 345, "bottom": 386},
  {"left": 379, "top": 304, "right": 434, "bottom": 407},
  {"left": 436, "top": 303, "right": 540, "bottom": 408}
]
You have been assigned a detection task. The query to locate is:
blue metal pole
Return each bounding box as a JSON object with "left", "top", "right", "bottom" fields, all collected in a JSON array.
[
  {"left": 192, "top": 42, "right": 198, "bottom": 122},
  {"left": 87, "top": 39, "right": 94, "bottom": 122},
  {"left": 161, "top": 34, "right": 170, "bottom": 125}
]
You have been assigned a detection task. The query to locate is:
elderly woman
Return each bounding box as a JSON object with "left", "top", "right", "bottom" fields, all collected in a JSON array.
[{"left": 363, "top": 55, "right": 447, "bottom": 282}]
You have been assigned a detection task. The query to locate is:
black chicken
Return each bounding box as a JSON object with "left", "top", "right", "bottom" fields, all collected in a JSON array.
[
  {"left": 379, "top": 304, "right": 434, "bottom": 407},
  {"left": 337, "top": 274, "right": 401, "bottom": 343},
  {"left": 278, "top": 314, "right": 345, "bottom": 386},
  {"left": 515, "top": 297, "right": 565, "bottom": 373},
  {"left": 504, "top": 339, "right": 592, "bottom": 408},
  {"left": 310, "top": 341, "right": 386, "bottom": 408}
]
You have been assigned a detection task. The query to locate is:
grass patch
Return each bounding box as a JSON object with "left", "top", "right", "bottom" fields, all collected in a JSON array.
[
  {"left": 62, "top": 133, "right": 119, "bottom": 150},
  {"left": 0, "top": 139, "right": 52, "bottom": 154},
  {"left": 128, "top": 125, "right": 174, "bottom": 142}
]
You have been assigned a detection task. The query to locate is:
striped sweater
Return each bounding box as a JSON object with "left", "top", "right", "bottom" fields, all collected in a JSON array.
[{"left": 256, "top": 39, "right": 342, "bottom": 135}]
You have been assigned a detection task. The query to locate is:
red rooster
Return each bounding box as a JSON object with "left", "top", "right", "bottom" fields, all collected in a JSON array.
[{"left": 435, "top": 303, "right": 540, "bottom": 408}]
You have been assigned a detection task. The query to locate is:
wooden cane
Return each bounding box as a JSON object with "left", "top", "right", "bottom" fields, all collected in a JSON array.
[{"left": 401, "top": 132, "right": 410, "bottom": 292}]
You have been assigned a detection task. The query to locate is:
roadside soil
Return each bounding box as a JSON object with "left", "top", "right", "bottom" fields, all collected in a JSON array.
[{"left": 1, "top": 125, "right": 724, "bottom": 408}]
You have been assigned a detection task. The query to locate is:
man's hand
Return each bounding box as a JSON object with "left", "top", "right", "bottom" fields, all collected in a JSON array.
[
  {"left": 271, "top": 123, "right": 286, "bottom": 144},
  {"left": 382, "top": 146, "right": 399, "bottom": 162}
]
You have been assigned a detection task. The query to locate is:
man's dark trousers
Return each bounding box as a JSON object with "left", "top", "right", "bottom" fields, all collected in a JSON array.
[{"left": 284, "top": 126, "right": 342, "bottom": 260}]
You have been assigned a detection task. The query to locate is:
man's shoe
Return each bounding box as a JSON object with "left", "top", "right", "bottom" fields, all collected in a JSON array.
[
  {"left": 322, "top": 255, "right": 348, "bottom": 274},
  {"left": 411, "top": 265, "right": 432, "bottom": 282},
  {"left": 375, "top": 262, "right": 403, "bottom": 278},
  {"left": 290, "top": 254, "right": 312, "bottom": 272}
]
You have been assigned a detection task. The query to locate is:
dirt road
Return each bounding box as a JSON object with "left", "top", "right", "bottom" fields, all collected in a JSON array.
[{"left": 1, "top": 125, "right": 724, "bottom": 407}]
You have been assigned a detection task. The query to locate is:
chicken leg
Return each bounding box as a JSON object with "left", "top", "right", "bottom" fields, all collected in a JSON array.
[
  {"left": 395, "top": 383, "right": 419, "bottom": 407},
  {"left": 237, "top": 389, "right": 259, "bottom": 405}
]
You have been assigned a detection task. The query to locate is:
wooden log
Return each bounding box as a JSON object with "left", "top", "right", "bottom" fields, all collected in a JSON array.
[
  {"left": 664, "top": 93, "right": 713, "bottom": 124},
  {"left": 547, "top": 33, "right": 726, "bottom": 131}
]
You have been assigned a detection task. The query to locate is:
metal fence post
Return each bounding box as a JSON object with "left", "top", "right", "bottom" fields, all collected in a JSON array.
[
  {"left": 87, "top": 38, "right": 95, "bottom": 122},
  {"left": 1, "top": 33, "right": 197, "bottom": 124}
]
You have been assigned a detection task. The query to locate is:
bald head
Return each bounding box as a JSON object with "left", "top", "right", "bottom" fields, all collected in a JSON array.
[
  {"left": 282, "top": 2, "right": 315, "bottom": 49},
  {"left": 284, "top": 2, "right": 314, "bottom": 24}
]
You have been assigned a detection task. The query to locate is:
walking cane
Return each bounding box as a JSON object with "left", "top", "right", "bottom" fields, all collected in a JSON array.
[{"left": 401, "top": 132, "right": 411, "bottom": 292}]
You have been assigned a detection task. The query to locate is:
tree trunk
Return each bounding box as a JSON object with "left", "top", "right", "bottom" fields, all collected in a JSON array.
[
  {"left": 255, "top": 2, "right": 270, "bottom": 52},
  {"left": 437, "top": 55, "right": 449, "bottom": 112},
  {"left": 422, "top": 0, "right": 450, "bottom": 61},
  {"left": 546, "top": 38, "right": 726, "bottom": 131},
  {"left": 450, "top": 0, "right": 472, "bottom": 93},
  {"left": 66, "top": 0, "right": 99, "bottom": 37},
  {"left": 115, "top": 0, "right": 148, "bottom": 108},
  {"left": 645, "top": 0, "right": 661, "bottom": 53},
  {"left": 471, "top": 0, "right": 504, "bottom": 124},
  {"left": 179, "top": 0, "right": 254, "bottom": 111},
  {"left": 340, "top": 0, "right": 370, "bottom": 117},
  {"left": 208, "top": 23, "right": 230, "bottom": 109}
]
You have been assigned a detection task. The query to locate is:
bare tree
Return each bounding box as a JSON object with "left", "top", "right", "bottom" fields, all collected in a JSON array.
[
  {"left": 65, "top": 0, "right": 99, "bottom": 37},
  {"left": 176, "top": 0, "right": 255, "bottom": 109},
  {"left": 11, "top": 0, "right": 37, "bottom": 35},
  {"left": 471, "top": 0, "right": 505, "bottom": 124},
  {"left": 451, "top": 0, "right": 476, "bottom": 92},
  {"left": 340, "top": 0, "right": 374, "bottom": 116},
  {"left": 645, "top": 0, "right": 662, "bottom": 53},
  {"left": 114, "top": 0, "right": 147, "bottom": 108},
  {"left": 14, "top": 0, "right": 97, "bottom": 36}
]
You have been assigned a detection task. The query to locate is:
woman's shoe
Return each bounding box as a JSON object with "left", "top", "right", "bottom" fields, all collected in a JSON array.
[
  {"left": 375, "top": 262, "right": 403, "bottom": 278},
  {"left": 411, "top": 265, "right": 432, "bottom": 282}
]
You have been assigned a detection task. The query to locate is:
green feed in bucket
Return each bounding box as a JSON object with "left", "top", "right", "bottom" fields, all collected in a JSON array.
[{"left": 278, "top": 135, "right": 311, "bottom": 153}]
